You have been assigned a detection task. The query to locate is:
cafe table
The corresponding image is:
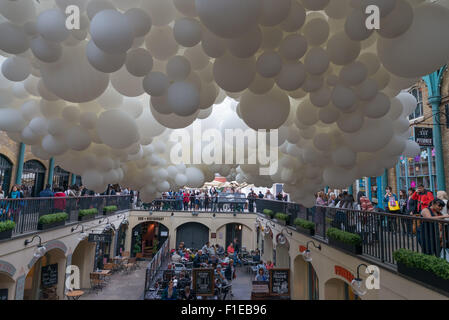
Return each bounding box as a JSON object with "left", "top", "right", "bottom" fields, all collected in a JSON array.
[
  {"left": 66, "top": 290, "right": 84, "bottom": 300},
  {"left": 92, "top": 270, "right": 112, "bottom": 281},
  {"left": 113, "top": 256, "right": 128, "bottom": 271}
]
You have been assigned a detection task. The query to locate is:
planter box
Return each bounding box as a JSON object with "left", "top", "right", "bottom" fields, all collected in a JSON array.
[
  {"left": 273, "top": 218, "right": 286, "bottom": 226},
  {"left": 397, "top": 263, "right": 449, "bottom": 295},
  {"left": 328, "top": 238, "right": 362, "bottom": 255},
  {"left": 78, "top": 214, "right": 96, "bottom": 222},
  {"left": 295, "top": 225, "right": 315, "bottom": 237},
  {"left": 38, "top": 220, "right": 66, "bottom": 231},
  {"left": 0, "top": 229, "right": 13, "bottom": 240}
]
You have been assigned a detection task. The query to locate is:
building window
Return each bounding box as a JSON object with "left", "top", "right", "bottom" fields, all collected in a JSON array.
[
  {"left": 397, "top": 147, "right": 436, "bottom": 193},
  {"left": 409, "top": 88, "right": 423, "bottom": 121},
  {"left": 0, "top": 154, "right": 12, "bottom": 194}
]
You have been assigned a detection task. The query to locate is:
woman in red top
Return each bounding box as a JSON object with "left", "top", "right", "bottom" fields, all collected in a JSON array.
[
  {"left": 227, "top": 243, "right": 234, "bottom": 255},
  {"left": 53, "top": 187, "right": 67, "bottom": 212},
  {"left": 265, "top": 260, "right": 274, "bottom": 270}
]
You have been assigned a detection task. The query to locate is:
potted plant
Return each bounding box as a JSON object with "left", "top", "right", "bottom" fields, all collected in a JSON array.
[
  {"left": 393, "top": 249, "right": 449, "bottom": 294},
  {"left": 326, "top": 227, "right": 362, "bottom": 255},
  {"left": 294, "top": 218, "right": 315, "bottom": 236},
  {"left": 78, "top": 208, "right": 98, "bottom": 221},
  {"left": 274, "top": 213, "right": 289, "bottom": 226},
  {"left": 0, "top": 220, "right": 15, "bottom": 240},
  {"left": 103, "top": 205, "right": 118, "bottom": 215},
  {"left": 262, "top": 209, "right": 274, "bottom": 219},
  {"left": 38, "top": 212, "right": 68, "bottom": 230}
]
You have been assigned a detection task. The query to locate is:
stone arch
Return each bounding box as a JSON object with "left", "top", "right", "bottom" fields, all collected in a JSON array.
[
  {"left": 324, "top": 277, "right": 361, "bottom": 300},
  {"left": 0, "top": 271, "right": 15, "bottom": 300},
  {"left": 175, "top": 222, "right": 210, "bottom": 250},
  {"left": 292, "top": 255, "right": 319, "bottom": 300},
  {"left": 24, "top": 248, "right": 67, "bottom": 300}
]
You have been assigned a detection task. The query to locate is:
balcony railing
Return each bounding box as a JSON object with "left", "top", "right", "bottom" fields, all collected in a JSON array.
[
  {"left": 0, "top": 195, "right": 132, "bottom": 236},
  {"left": 255, "top": 199, "right": 449, "bottom": 267}
]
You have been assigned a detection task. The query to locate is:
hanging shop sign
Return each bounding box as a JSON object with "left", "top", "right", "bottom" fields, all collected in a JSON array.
[
  {"left": 88, "top": 233, "right": 112, "bottom": 243},
  {"left": 414, "top": 127, "right": 433, "bottom": 146},
  {"left": 334, "top": 265, "right": 355, "bottom": 283}
]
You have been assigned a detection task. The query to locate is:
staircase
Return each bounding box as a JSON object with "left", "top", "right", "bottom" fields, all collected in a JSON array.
[{"left": 143, "top": 246, "right": 153, "bottom": 258}]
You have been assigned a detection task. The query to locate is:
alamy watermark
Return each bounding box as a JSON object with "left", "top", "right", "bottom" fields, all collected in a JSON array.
[
  {"left": 57, "top": 5, "right": 381, "bottom": 31},
  {"left": 169, "top": 122, "right": 279, "bottom": 176}
]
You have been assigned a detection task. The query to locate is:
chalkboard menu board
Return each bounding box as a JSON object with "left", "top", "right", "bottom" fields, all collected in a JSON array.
[
  {"left": 269, "top": 268, "right": 290, "bottom": 296},
  {"left": 0, "top": 288, "right": 8, "bottom": 300},
  {"left": 192, "top": 268, "right": 214, "bottom": 297},
  {"left": 41, "top": 264, "right": 58, "bottom": 288},
  {"left": 414, "top": 127, "right": 433, "bottom": 147}
]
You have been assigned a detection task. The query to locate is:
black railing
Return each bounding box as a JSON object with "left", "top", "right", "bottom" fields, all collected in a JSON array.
[
  {"left": 256, "top": 200, "right": 449, "bottom": 267},
  {"left": 0, "top": 195, "right": 132, "bottom": 236},
  {"left": 144, "top": 237, "right": 170, "bottom": 299}
]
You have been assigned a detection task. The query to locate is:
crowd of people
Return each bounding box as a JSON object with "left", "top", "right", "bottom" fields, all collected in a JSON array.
[
  {"left": 315, "top": 184, "right": 449, "bottom": 261},
  {"left": 158, "top": 238, "right": 275, "bottom": 300},
  {"left": 155, "top": 187, "right": 289, "bottom": 213}
]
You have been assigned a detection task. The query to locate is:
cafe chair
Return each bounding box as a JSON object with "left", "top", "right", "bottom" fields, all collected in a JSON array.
[{"left": 89, "top": 273, "right": 106, "bottom": 293}]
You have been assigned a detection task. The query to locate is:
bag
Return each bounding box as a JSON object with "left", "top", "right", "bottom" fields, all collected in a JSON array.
[
  {"left": 388, "top": 197, "right": 400, "bottom": 211},
  {"left": 412, "top": 214, "right": 421, "bottom": 234}
]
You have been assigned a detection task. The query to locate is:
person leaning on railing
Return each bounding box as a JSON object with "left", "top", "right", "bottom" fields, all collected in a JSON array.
[{"left": 418, "top": 199, "right": 449, "bottom": 258}]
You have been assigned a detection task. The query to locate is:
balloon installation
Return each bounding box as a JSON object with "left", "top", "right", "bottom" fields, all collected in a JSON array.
[{"left": 0, "top": 0, "right": 446, "bottom": 206}]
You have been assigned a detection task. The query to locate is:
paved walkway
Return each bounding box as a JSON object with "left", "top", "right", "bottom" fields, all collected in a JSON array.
[
  {"left": 80, "top": 261, "right": 147, "bottom": 300},
  {"left": 79, "top": 262, "right": 253, "bottom": 300}
]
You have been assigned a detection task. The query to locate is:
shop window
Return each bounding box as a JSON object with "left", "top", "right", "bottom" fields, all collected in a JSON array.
[{"left": 409, "top": 88, "right": 423, "bottom": 121}]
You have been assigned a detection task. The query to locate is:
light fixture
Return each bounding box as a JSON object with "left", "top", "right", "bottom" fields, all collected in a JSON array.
[
  {"left": 99, "top": 217, "right": 110, "bottom": 224},
  {"left": 24, "top": 235, "right": 46, "bottom": 259},
  {"left": 351, "top": 264, "right": 373, "bottom": 297},
  {"left": 301, "top": 240, "right": 321, "bottom": 262},
  {"left": 277, "top": 233, "right": 286, "bottom": 245},
  {"left": 71, "top": 224, "right": 88, "bottom": 241},
  {"left": 238, "top": 225, "right": 242, "bottom": 230}
]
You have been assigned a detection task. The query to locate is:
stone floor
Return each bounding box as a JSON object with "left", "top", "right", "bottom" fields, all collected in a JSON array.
[
  {"left": 80, "top": 261, "right": 148, "bottom": 300},
  {"left": 79, "top": 262, "right": 253, "bottom": 300}
]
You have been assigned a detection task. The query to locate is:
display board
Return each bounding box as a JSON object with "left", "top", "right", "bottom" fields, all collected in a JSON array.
[
  {"left": 414, "top": 127, "right": 433, "bottom": 146},
  {"left": 41, "top": 264, "right": 58, "bottom": 288},
  {"left": 192, "top": 268, "right": 214, "bottom": 297},
  {"left": 269, "top": 268, "right": 290, "bottom": 296},
  {"left": 88, "top": 233, "right": 112, "bottom": 243}
]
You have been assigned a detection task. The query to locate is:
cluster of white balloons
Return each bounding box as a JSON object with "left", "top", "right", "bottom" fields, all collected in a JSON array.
[{"left": 0, "top": 0, "right": 448, "bottom": 206}]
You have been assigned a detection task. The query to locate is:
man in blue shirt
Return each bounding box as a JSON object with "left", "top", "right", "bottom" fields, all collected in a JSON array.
[{"left": 39, "top": 184, "right": 54, "bottom": 198}]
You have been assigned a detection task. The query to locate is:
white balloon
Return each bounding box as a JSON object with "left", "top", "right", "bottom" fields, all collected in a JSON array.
[
  {"left": 124, "top": 8, "right": 152, "bottom": 37},
  {"left": 90, "top": 9, "right": 134, "bottom": 54},
  {"left": 86, "top": 39, "right": 126, "bottom": 73},
  {"left": 377, "top": 4, "right": 449, "bottom": 77},
  {"left": 30, "top": 36, "right": 62, "bottom": 63},
  {"left": 327, "top": 32, "right": 361, "bottom": 65},
  {"left": 173, "top": 17, "right": 202, "bottom": 47},
  {"left": 125, "top": 48, "right": 153, "bottom": 77},
  {"left": 96, "top": 109, "right": 140, "bottom": 149},
  {"left": 111, "top": 66, "right": 145, "bottom": 97},
  {"left": 363, "top": 92, "right": 391, "bottom": 119},
  {"left": 167, "top": 81, "right": 200, "bottom": 116},
  {"left": 0, "top": 22, "right": 29, "bottom": 54},
  {"left": 303, "top": 18, "right": 329, "bottom": 46},
  {"left": 195, "top": 0, "right": 261, "bottom": 38},
  {"left": 185, "top": 166, "right": 205, "bottom": 187},
  {"left": 240, "top": 88, "right": 290, "bottom": 130},
  {"left": 166, "top": 55, "right": 191, "bottom": 81},
  {"left": 0, "top": 109, "right": 26, "bottom": 132},
  {"left": 227, "top": 25, "right": 262, "bottom": 59},
  {"left": 403, "top": 140, "right": 421, "bottom": 158},
  {"left": 143, "top": 72, "right": 169, "bottom": 96},
  {"left": 66, "top": 125, "right": 92, "bottom": 150},
  {"left": 275, "top": 61, "right": 306, "bottom": 91},
  {"left": 141, "top": 0, "right": 176, "bottom": 26},
  {"left": 40, "top": 43, "right": 109, "bottom": 103},
  {"left": 145, "top": 25, "right": 179, "bottom": 61},
  {"left": 279, "top": 34, "right": 308, "bottom": 61},
  {"left": 213, "top": 53, "right": 255, "bottom": 92},
  {"left": 36, "top": 9, "right": 70, "bottom": 43},
  {"left": 1, "top": 56, "right": 31, "bottom": 82}
]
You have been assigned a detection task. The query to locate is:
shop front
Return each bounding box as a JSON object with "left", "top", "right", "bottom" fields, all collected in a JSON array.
[{"left": 91, "top": 228, "right": 114, "bottom": 270}]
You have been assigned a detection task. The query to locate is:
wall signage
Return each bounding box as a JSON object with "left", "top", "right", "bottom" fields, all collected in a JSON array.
[
  {"left": 414, "top": 127, "right": 433, "bottom": 146},
  {"left": 334, "top": 265, "right": 355, "bottom": 283}
]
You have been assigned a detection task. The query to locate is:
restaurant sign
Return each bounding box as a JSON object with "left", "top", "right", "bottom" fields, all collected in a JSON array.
[
  {"left": 334, "top": 265, "right": 355, "bottom": 283},
  {"left": 88, "top": 234, "right": 112, "bottom": 243},
  {"left": 414, "top": 127, "right": 433, "bottom": 147}
]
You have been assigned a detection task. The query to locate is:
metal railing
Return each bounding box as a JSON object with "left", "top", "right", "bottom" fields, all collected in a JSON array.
[
  {"left": 142, "top": 196, "right": 251, "bottom": 213},
  {"left": 256, "top": 199, "right": 449, "bottom": 267},
  {"left": 0, "top": 195, "right": 132, "bottom": 236},
  {"left": 144, "top": 237, "right": 170, "bottom": 299}
]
